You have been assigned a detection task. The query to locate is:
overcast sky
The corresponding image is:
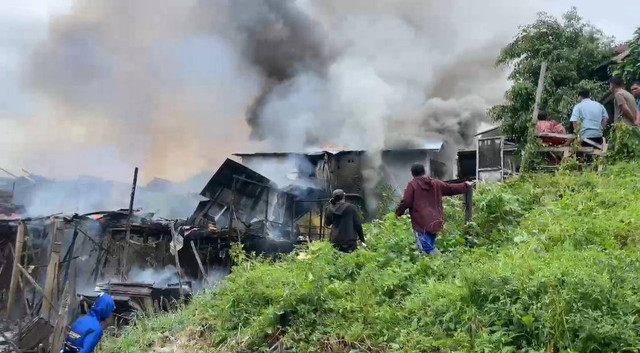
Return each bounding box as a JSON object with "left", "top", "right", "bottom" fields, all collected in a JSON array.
[{"left": 0, "top": 0, "right": 638, "bottom": 182}]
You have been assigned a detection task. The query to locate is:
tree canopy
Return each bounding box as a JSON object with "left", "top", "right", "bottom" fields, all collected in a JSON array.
[
  {"left": 490, "top": 9, "right": 614, "bottom": 142},
  {"left": 612, "top": 28, "right": 640, "bottom": 84}
]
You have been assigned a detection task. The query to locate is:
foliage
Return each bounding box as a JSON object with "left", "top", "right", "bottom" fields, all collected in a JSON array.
[
  {"left": 374, "top": 182, "right": 399, "bottom": 220},
  {"left": 611, "top": 27, "right": 640, "bottom": 83},
  {"left": 607, "top": 123, "right": 640, "bottom": 162},
  {"left": 490, "top": 9, "right": 614, "bottom": 142},
  {"left": 102, "top": 161, "right": 640, "bottom": 352}
]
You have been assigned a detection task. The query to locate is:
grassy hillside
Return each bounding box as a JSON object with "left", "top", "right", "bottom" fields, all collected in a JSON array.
[{"left": 102, "top": 162, "right": 640, "bottom": 353}]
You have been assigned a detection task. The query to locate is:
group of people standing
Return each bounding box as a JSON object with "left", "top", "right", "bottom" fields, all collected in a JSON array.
[
  {"left": 325, "top": 163, "right": 473, "bottom": 255},
  {"left": 537, "top": 77, "right": 640, "bottom": 148}
]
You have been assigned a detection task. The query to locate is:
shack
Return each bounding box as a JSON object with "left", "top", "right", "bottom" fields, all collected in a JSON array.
[{"left": 234, "top": 141, "right": 450, "bottom": 209}]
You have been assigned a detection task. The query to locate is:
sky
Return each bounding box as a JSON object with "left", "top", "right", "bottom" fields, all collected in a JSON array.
[{"left": 0, "top": 0, "right": 638, "bottom": 183}]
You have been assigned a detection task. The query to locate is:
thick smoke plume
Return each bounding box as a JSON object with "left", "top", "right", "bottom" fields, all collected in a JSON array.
[{"left": 10, "top": 0, "right": 541, "bottom": 214}]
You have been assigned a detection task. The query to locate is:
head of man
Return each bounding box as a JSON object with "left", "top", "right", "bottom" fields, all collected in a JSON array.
[
  {"left": 411, "top": 163, "right": 426, "bottom": 177},
  {"left": 92, "top": 292, "right": 115, "bottom": 322},
  {"left": 577, "top": 88, "right": 590, "bottom": 103},
  {"left": 630, "top": 81, "right": 640, "bottom": 99},
  {"left": 609, "top": 77, "right": 625, "bottom": 92},
  {"left": 537, "top": 110, "right": 549, "bottom": 121},
  {"left": 331, "top": 189, "right": 345, "bottom": 205}
]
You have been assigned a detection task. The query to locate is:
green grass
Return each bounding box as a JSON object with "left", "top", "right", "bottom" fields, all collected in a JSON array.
[{"left": 102, "top": 162, "right": 640, "bottom": 353}]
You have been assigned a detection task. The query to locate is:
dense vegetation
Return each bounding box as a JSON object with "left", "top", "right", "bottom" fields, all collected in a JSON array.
[
  {"left": 103, "top": 161, "right": 640, "bottom": 352},
  {"left": 490, "top": 9, "right": 615, "bottom": 142},
  {"left": 612, "top": 27, "right": 640, "bottom": 83}
]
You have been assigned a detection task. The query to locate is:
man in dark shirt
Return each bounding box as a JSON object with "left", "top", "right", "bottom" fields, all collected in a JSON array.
[
  {"left": 395, "top": 163, "right": 472, "bottom": 255},
  {"left": 325, "top": 189, "right": 365, "bottom": 253}
]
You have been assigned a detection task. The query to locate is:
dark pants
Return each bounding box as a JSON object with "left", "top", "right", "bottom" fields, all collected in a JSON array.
[
  {"left": 581, "top": 137, "right": 603, "bottom": 163},
  {"left": 581, "top": 137, "right": 603, "bottom": 149},
  {"left": 332, "top": 242, "right": 357, "bottom": 253}
]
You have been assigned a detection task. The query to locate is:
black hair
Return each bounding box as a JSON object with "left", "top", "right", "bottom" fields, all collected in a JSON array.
[
  {"left": 608, "top": 77, "right": 624, "bottom": 87},
  {"left": 537, "top": 110, "right": 549, "bottom": 121},
  {"left": 578, "top": 89, "right": 590, "bottom": 99},
  {"left": 631, "top": 81, "right": 640, "bottom": 87},
  {"left": 411, "top": 163, "right": 426, "bottom": 177}
]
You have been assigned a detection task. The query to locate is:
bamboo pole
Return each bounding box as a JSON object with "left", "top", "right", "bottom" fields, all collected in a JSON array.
[{"left": 7, "top": 221, "right": 26, "bottom": 318}]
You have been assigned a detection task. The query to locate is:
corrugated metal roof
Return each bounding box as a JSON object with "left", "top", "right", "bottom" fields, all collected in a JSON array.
[{"left": 234, "top": 141, "right": 444, "bottom": 157}]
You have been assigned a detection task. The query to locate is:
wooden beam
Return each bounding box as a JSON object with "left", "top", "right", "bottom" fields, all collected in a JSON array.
[
  {"left": 42, "top": 219, "right": 64, "bottom": 321},
  {"left": 7, "top": 221, "right": 26, "bottom": 319},
  {"left": 49, "top": 280, "right": 71, "bottom": 352},
  {"left": 190, "top": 241, "right": 210, "bottom": 286},
  {"left": 16, "top": 264, "right": 57, "bottom": 314},
  {"left": 532, "top": 62, "right": 548, "bottom": 124}
]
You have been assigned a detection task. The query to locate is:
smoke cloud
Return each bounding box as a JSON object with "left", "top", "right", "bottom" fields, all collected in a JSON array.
[{"left": 7, "top": 0, "right": 541, "bottom": 213}]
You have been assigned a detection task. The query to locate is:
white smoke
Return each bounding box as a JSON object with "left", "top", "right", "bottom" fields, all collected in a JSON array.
[
  {"left": 127, "top": 265, "right": 180, "bottom": 287},
  {"left": 7, "top": 0, "right": 545, "bottom": 214}
]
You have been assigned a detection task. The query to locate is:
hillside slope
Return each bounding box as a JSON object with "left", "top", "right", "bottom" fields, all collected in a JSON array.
[{"left": 103, "top": 162, "right": 640, "bottom": 353}]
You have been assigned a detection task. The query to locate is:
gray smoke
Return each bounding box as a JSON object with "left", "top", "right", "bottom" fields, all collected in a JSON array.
[{"left": 18, "top": 0, "right": 539, "bottom": 211}]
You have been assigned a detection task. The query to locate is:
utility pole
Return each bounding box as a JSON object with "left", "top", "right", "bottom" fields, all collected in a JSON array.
[{"left": 532, "top": 62, "right": 548, "bottom": 124}]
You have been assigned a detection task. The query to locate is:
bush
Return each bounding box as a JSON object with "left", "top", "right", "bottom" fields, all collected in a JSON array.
[{"left": 102, "top": 162, "right": 640, "bottom": 353}]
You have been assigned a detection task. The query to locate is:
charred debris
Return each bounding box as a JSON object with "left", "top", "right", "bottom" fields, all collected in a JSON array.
[{"left": 0, "top": 158, "right": 333, "bottom": 352}]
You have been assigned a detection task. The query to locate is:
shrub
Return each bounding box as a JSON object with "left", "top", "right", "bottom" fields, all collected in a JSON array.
[{"left": 102, "top": 162, "right": 640, "bottom": 353}]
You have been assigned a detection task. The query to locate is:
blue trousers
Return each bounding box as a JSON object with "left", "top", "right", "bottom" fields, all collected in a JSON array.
[{"left": 414, "top": 231, "right": 439, "bottom": 255}]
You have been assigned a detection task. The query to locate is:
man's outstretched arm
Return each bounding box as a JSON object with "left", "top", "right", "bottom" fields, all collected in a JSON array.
[{"left": 442, "top": 181, "right": 472, "bottom": 196}]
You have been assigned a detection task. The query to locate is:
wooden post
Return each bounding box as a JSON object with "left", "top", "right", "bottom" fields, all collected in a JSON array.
[
  {"left": 121, "top": 167, "right": 139, "bottom": 281},
  {"left": 464, "top": 188, "right": 473, "bottom": 223},
  {"left": 190, "top": 241, "right": 210, "bottom": 286},
  {"left": 170, "top": 223, "right": 183, "bottom": 294},
  {"left": 532, "top": 62, "right": 548, "bottom": 124},
  {"left": 49, "top": 283, "right": 71, "bottom": 352},
  {"left": 42, "top": 219, "right": 64, "bottom": 321},
  {"left": 7, "top": 221, "right": 26, "bottom": 319},
  {"left": 62, "top": 224, "right": 79, "bottom": 286}
]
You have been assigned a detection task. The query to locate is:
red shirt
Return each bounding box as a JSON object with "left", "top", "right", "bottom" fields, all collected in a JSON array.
[{"left": 395, "top": 176, "right": 469, "bottom": 234}]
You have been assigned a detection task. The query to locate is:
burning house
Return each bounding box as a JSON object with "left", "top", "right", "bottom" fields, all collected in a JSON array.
[
  {"left": 1, "top": 157, "right": 333, "bottom": 352},
  {"left": 234, "top": 140, "right": 451, "bottom": 214},
  {"left": 188, "top": 158, "right": 328, "bottom": 246}
]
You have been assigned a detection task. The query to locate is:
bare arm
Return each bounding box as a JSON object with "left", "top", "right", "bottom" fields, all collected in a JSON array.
[
  {"left": 570, "top": 105, "right": 580, "bottom": 134},
  {"left": 621, "top": 104, "right": 635, "bottom": 124},
  {"left": 600, "top": 104, "right": 609, "bottom": 130},
  {"left": 615, "top": 93, "right": 635, "bottom": 124}
]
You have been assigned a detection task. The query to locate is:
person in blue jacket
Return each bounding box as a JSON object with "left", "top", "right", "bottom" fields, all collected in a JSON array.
[{"left": 60, "top": 292, "right": 115, "bottom": 353}]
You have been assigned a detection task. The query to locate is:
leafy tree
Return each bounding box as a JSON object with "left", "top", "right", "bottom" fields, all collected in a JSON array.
[
  {"left": 612, "top": 27, "right": 640, "bottom": 83},
  {"left": 490, "top": 9, "right": 614, "bottom": 142}
]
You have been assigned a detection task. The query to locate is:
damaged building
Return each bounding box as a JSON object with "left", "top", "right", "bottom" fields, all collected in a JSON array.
[
  {"left": 234, "top": 140, "right": 451, "bottom": 213},
  {"left": 0, "top": 157, "right": 334, "bottom": 352}
]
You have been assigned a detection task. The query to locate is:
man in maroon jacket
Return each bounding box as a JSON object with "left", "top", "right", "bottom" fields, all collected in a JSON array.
[{"left": 395, "top": 163, "right": 473, "bottom": 255}]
